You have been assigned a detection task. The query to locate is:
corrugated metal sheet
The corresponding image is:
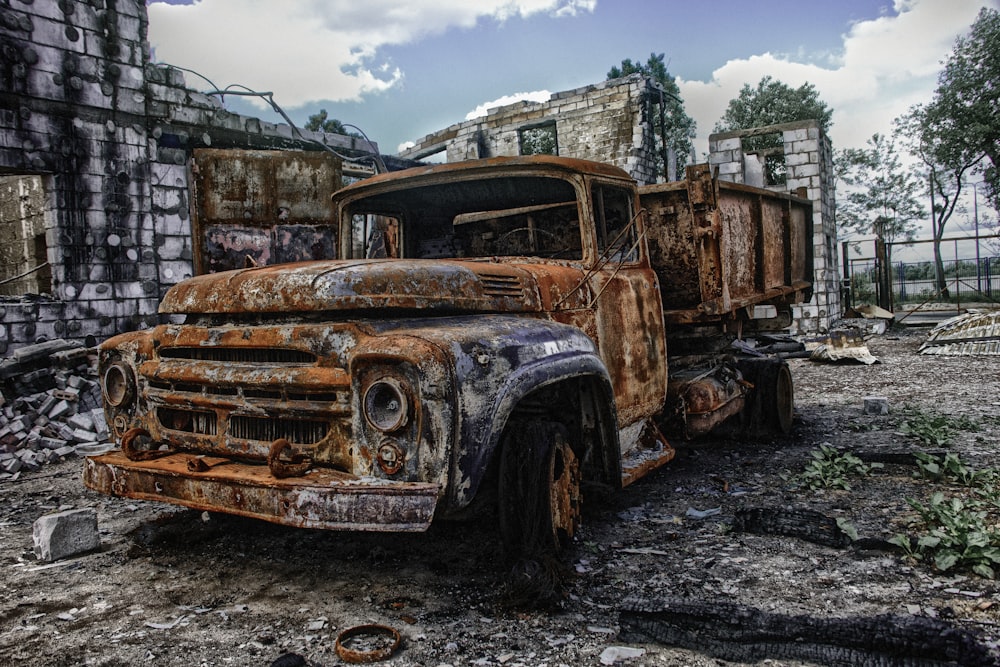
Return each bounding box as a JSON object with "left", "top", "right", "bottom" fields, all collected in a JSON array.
[{"left": 919, "top": 310, "right": 1000, "bottom": 355}]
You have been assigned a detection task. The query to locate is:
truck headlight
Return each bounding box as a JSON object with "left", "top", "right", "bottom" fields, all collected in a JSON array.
[
  {"left": 363, "top": 378, "right": 409, "bottom": 433},
  {"left": 103, "top": 362, "right": 136, "bottom": 408}
]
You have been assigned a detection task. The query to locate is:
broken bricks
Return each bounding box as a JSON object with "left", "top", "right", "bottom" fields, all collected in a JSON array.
[{"left": 0, "top": 338, "right": 114, "bottom": 480}]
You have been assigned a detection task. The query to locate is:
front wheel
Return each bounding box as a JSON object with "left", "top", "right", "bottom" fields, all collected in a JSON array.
[{"left": 498, "top": 420, "right": 581, "bottom": 558}]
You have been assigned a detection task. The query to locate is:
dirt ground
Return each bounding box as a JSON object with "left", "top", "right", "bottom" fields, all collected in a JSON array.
[{"left": 2, "top": 325, "right": 1000, "bottom": 667}]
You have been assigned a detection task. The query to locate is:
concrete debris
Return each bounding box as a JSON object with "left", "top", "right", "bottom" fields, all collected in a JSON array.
[
  {"left": 919, "top": 309, "right": 1000, "bottom": 356},
  {"left": 0, "top": 339, "right": 114, "bottom": 481},
  {"left": 32, "top": 508, "right": 100, "bottom": 561},
  {"left": 863, "top": 397, "right": 890, "bottom": 415},
  {"left": 804, "top": 331, "right": 879, "bottom": 365},
  {"left": 599, "top": 646, "right": 646, "bottom": 665}
]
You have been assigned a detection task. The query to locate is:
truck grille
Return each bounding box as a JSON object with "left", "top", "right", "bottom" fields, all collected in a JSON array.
[
  {"left": 158, "top": 408, "right": 218, "bottom": 435},
  {"left": 229, "top": 415, "right": 330, "bottom": 445}
]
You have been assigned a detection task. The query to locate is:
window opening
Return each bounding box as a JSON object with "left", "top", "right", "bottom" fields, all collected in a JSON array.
[
  {"left": 0, "top": 174, "right": 52, "bottom": 295},
  {"left": 519, "top": 124, "right": 558, "bottom": 156}
]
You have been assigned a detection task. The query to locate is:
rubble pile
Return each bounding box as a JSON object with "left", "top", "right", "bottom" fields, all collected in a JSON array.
[{"left": 0, "top": 339, "right": 111, "bottom": 480}]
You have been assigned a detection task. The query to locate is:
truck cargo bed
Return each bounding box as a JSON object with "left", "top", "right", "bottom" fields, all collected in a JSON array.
[{"left": 640, "top": 165, "right": 813, "bottom": 325}]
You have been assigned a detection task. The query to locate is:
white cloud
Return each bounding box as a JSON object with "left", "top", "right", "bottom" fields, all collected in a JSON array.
[
  {"left": 465, "top": 90, "right": 552, "bottom": 120},
  {"left": 146, "top": 0, "right": 593, "bottom": 109},
  {"left": 678, "top": 0, "right": 995, "bottom": 155}
]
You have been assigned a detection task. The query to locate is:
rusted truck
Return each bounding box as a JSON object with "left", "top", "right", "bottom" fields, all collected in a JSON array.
[{"left": 84, "top": 156, "right": 812, "bottom": 554}]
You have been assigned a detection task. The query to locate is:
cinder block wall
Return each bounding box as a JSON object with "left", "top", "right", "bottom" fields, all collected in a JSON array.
[
  {"left": 0, "top": 0, "right": 367, "bottom": 354},
  {"left": 398, "top": 74, "right": 662, "bottom": 186},
  {"left": 708, "top": 121, "right": 840, "bottom": 334}
]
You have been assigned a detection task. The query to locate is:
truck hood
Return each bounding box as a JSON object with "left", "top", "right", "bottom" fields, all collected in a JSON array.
[{"left": 159, "top": 259, "right": 587, "bottom": 314}]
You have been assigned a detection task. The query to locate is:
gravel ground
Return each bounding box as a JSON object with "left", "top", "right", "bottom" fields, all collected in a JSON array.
[{"left": 2, "top": 324, "right": 1000, "bottom": 666}]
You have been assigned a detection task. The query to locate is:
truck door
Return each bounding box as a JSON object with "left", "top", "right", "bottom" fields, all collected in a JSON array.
[{"left": 586, "top": 182, "right": 668, "bottom": 425}]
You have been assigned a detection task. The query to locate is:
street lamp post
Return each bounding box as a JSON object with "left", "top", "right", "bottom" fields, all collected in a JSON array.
[{"left": 974, "top": 183, "right": 981, "bottom": 293}]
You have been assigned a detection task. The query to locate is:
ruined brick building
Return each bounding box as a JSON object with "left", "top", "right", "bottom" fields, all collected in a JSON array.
[
  {"left": 0, "top": 0, "right": 389, "bottom": 354},
  {"left": 0, "top": 0, "right": 837, "bottom": 354}
]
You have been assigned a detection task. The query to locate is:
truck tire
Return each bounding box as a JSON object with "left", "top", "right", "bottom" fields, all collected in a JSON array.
[
  {"left": 736, "top": 357, "right": 794, "bottom": 436},
  {"left": 498, "top": 420, "right": 581, "bottom": 557}
]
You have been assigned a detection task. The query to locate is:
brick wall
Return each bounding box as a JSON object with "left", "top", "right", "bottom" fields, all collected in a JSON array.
[
  {"left": 398, "top": 74, "right": 662, "bottom": 185},
  {"left": 0, "top": 0, "right": 376, "bottom": 354}
]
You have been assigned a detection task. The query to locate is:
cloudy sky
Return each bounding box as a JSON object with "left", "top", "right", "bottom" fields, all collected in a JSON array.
[{"left": 146, "top": 0, "right": 995, "bottom": 162}]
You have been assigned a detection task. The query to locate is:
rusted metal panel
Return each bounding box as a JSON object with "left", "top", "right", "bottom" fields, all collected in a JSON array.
[
  {"left": 640, "top": 168, "right": 814, "bottom": 324},
  {"left": 83, "top": 452, "right": 439, "bottom": 531},
  {"left": 920, "top": 311, "right": 1000, "bottom": 356},
  {"left": 190, "top": 149, "right": 341, "bottom": 274}
]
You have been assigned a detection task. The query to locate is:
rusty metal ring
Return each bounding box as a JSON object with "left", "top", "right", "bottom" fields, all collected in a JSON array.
[
  {"left": 334, "top": 624, "right": 402, "bottom": 663},
  {"left": 267, "top": 438, "right": 312, "bottom": 479},
  {"left": 121, "top": 427, "right": 170, "bottom": 461}
]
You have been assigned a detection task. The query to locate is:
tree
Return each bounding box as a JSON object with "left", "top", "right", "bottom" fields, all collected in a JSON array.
[
  {"left": 714, "top": 76, "right": 833, "bottom": 135},
  {"left": 928, "top": 8, "right": 1000, "bottom": 211},
  {"left": 608, "top": 53, "right": 696, "bottom": 180},
  {"left": 714, "top": 76, "right": 832, "bottom": 185},
  {"left": 893, "top": 9, "right": 998, "bottom": 297},
  {"left": 836, "top": 133, "right": 925, "bottom": 245},
  {"left": 896, "top": 106, "right": 979, "bottom": 298},
  {"left": 305, "top": 109, "right": 349, "bottom": 135}
]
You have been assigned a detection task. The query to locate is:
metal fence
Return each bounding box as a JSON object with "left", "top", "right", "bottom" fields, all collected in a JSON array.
[{"left": 843, "top": 235, "right": 1000, "bottom": 312}]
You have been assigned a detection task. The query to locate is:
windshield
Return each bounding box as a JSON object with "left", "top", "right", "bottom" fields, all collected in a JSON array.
[{"left": 343, "top": 175, "right": 583, "bottom": 260}]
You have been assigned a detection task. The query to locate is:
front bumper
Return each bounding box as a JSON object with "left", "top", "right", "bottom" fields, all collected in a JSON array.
[{"left": 83, "top": 451, "right": 440, "bottom": 531}]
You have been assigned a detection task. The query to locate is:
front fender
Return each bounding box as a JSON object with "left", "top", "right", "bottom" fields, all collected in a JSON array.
[{"left": 366, "top": 316, "right": 616, "bottom": 510}]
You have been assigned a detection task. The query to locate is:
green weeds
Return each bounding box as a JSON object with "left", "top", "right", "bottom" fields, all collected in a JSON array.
[
  {"left": 898, "top": 407, "right": 979, "bottom": 448},
  {"left": 893, "top": 453, "right": 1000, "bottom": 578},
  {"left": 796, "top": 444, "right": 882, "bottom": 491},
  {"left": 890, "top": 491, "right": 1000, "bottom": 578}
]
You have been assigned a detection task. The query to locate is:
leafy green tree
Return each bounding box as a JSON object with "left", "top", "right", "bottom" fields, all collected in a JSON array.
[
  {"left": 896, "top": 106, "right": 979, "bottom": 298},
  {"left": 714, "top": 76, "right": 832, "bottom": 184},
  {"left": 927, "top": 8, "right": 1000, "bottom": 211},
  {"left": 608, "top": 53, "right": 696, "bottom": 180},
  {"left": 894, "top": 9, "right": 999, "bottom": 297},
  {"left": 714, "top": 75, "right": 833, "bottom": 135},
  {"left": 305, "top": 109, "right": 349, "bottom": 135},
  {"left": 837, "top": 133, "right": 925, "bottom": 245}
]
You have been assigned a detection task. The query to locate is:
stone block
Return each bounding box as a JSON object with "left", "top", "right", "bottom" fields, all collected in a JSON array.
[
  {"left": 863, "top": 397, "right": 890, "bottom": 415},
  {"left": 714, "top": 137, "right": 742, "bottom": 152},
  {"left": 32, "top": 508, "right": 100, "bottom": 562}
]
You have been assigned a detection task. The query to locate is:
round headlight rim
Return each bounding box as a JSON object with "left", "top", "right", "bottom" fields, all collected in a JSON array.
[
  {"left": 362, "top": 377, "right": 410, "bottom": 433},
  {"left": 103, "top": 362, "right": 135, "bottom": 408}
]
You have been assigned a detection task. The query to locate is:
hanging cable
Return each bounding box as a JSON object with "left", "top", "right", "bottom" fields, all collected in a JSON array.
[{"left": 153, "top": 63, "right": 386, "bottom": 173}]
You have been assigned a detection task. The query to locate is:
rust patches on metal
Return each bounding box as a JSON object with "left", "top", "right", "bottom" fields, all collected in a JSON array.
[
  {"left": 335, "top": 624, "right": 402, "bottom": 663},
  {"left": 121, "top": 427, "right": 170, "bottom": 461},
  {"left": 267, "top": 438, "right": 312, "bottom": 478},
  {"left": 186, "top": 455, "right": 231, "bottom": 473},
  {"left": 639, "top": 165, "right": 813, "bottom": 324},
  {"left": 665, "top": 364, "right": 748, "bottom": 439},
  {"left": 83, "top": 451, "right": 440, "bottom": 531},
  {"left": 548, "top": 437, "right": 581, "bottom": 542},
  {"left": 620, "top": 421, "right": 675, "bottom": 487},
  {"left": 189, "top": 149, "right": 342, "bottom": 275}
]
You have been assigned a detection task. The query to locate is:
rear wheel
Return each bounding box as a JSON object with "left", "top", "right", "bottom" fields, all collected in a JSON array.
[
  {"left": 498, "top": 420, "right": 581, "bottom": 557},
  {"left": 770, "top": 362, "right": 794, "bottom": 434},
  {"left": 736, "top": 357, "right": 795, "bottom": 437}
]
